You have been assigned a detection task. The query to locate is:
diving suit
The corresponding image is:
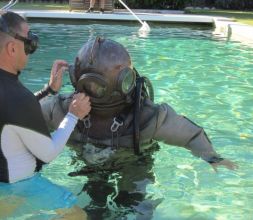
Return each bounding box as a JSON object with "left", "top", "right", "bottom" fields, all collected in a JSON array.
[{"left": 40, "top": 37, "right": 235, "bottom": 219}]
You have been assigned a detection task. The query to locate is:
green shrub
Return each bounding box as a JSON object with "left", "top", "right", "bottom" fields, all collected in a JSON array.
[
  {"left": 215, "top": 0, "right": 253, "bottom": 10},
  {"left": 118, "top": 0, "right": 253, "bottom": 9}
]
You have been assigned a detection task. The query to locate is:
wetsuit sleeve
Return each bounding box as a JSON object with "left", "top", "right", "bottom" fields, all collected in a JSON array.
[
  {"left": 35, "top": 84, "right": 57, "bottom": 101},
  {"left": 11, "top": 112, "right": 78, "bottom": 163},
  {"left": 153, "top": 103, "right": 220, "bottom": 161}
]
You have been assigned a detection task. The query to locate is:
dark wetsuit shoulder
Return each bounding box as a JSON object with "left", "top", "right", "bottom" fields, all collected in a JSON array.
[
  {"left": 0, "top": 69, "right": 50, "bottom": 137},
  {"left": 0, "top": 69, "right": 49, "bottom": 182}
]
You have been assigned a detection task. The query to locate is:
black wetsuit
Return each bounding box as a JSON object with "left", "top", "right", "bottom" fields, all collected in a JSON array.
[{"left": 0, "top": 68, "right": 78, "bottom": 183}]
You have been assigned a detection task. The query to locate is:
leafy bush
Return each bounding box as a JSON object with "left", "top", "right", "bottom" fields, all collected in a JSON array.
[
  {"left": 115, "top": 0, "right": 253, "bottom": 10},
  {"left": 215, "top": 0, "right": 253, "bottom": 10}
]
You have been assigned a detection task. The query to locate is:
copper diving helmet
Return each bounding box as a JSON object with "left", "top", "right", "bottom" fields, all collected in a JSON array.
[{"left": 69, "top": 37, "right": 136, "bottom": 110}]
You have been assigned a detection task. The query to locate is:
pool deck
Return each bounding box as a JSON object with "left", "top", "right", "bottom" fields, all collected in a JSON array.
[
  {"left": 13, "top": 9, "right": 253, "bottom": 46},
  {"left": 15, "top": 9, "right": 228, "bottom": 24}
]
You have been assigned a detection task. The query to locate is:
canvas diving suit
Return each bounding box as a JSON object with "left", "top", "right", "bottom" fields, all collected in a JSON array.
[{"left": 40, "top": 37, "right": 222, "bottom": 219}]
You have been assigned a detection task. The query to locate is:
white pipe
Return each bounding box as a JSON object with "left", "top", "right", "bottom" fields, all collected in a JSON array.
[
  {"left": 118, "top": 0, "right": 144, "bottom": 25},
  {"left": 1, "top": 0, "right": 14, "bottom": 10},
  {"left": 118, "top": 0, "right": 150, "bottom": 33},
  {"left": 1, "top": 0, "right": 19, "bottom": 10}
]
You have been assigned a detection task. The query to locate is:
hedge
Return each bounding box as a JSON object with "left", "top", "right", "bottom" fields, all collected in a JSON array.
[{"left": 115, "top": 0, "right": 253, "bottom": 10}]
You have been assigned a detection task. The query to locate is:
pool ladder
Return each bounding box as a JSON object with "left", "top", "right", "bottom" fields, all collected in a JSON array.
[{"left": 1, "top": 0, "right": 19, "bottom": 11}]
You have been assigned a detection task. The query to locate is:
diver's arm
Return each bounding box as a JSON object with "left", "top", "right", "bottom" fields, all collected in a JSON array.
[
  {"left": 153, "top": 104, "right": 237, "bottom": 170},
  {"left": 40, "top": 94, "right": 72, "bottom": 132}
]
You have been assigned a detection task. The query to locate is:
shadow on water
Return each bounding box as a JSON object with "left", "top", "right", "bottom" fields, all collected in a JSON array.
[
  {"left": 68, "top": 144, "right": 162, "bottom": 219},
  {"left": 28, "top": 17, "right": 212, "bottom": 28}
]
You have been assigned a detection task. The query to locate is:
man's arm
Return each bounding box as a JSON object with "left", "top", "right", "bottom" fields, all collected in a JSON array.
[
  {"left": 20, "top": 93, "right": 90, "bottom": 163},
  {"left": 34, "top": 83, "right": 58, "bottom": 101},
  {"left": 11, "top": 112, "right": 78, "bottom": 163},
  {"left": 35, "top": 60, "right": 68, "bottom": 101}
]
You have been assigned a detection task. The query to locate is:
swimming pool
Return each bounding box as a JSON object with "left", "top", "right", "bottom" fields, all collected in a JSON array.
[{"left": 7, "top": 22, "right": 253, "bottom": 219}]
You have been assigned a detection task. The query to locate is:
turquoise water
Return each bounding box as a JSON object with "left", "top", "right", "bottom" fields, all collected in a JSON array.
[{"left": 11, "top": 22, "right": 253, "bottom": 219}]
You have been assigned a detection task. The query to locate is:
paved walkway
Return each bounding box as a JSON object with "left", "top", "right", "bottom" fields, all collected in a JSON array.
[{"left": 15, "top": 9, "right": 220, "bottom": 24}]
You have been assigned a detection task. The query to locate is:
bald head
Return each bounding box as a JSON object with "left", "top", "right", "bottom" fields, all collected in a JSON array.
[{"left": 0, "top": 11, "right": 26, "bottom": 51}]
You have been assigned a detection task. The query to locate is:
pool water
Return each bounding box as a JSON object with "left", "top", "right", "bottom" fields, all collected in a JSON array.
[{"left": 9, "top": 22, "right": 253, "bottom": 219}]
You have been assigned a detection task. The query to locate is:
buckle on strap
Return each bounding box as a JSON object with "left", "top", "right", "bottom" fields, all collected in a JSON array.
[
  {"left": 83, "top": 114, "right": 91, "bottom": 129},
  {"left": 111, "top": 117, "right": 123, "bottom": 132}
]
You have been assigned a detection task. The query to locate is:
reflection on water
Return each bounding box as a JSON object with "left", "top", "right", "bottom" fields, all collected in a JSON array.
[{"left": 16, "top": 22, "right": 253, "bottom": 219}]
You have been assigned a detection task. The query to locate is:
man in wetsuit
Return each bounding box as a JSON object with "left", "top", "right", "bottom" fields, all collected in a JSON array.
[
  {"left": 40, "top": 37, "right": 238, "bottom": 219},
  {"left": 0, "top": 11, "right": 90, "bottom": 218}
]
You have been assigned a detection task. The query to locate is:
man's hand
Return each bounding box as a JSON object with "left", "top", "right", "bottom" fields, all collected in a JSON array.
[
  {"left": 69, "top": 93, "right": 91, "bottom": 119},
  {"left": 211, "top": 159, "right": 238, "bottom": 172},
  {"left": 48, "top": 60, "right": 69, "bottom": 92}
]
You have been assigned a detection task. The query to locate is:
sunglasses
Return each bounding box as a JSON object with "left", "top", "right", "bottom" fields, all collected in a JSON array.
[{"left": 13, "top": 31, "right": 39, "bottom": 55}]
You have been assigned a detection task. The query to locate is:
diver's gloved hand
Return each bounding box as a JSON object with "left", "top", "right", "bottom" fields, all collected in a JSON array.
[
  {"left": 48, "top": 60, "right": 69, "bottom": 93},
  {"left": 210, "top": 159, "right": 238, "bottom": 172},
  {"left": 69, "top": 93, "right": 91, "bottom": 119}
]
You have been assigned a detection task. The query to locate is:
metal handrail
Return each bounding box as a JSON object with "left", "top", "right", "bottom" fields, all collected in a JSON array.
[{"left": 1, "top": 0, "right": 19, "bottom": 11}]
